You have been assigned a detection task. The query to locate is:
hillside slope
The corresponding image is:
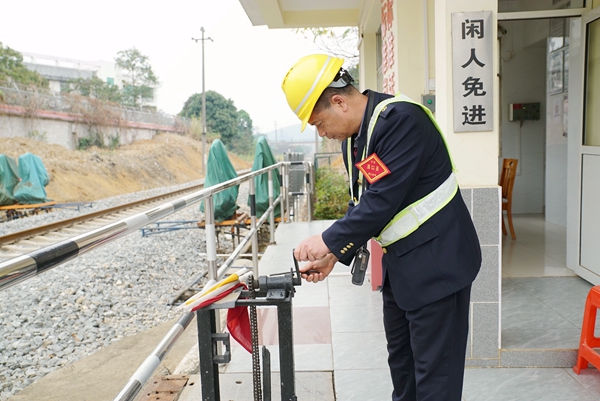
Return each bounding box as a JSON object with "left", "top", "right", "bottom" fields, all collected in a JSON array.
[{"left": 1, "top": 133, "right": 251, "bottom": 203}]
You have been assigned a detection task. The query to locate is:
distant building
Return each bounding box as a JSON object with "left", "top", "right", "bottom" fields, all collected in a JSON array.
[{"left": 20, "top": 52, "right": 156, "bottom": 107}]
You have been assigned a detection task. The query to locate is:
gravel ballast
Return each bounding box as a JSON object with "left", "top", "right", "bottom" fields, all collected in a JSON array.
[{"left": 0, "top": 180, "right": 251, "bottom": 400}]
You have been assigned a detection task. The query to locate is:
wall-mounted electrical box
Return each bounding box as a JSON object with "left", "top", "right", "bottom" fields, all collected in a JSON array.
[
  {"left": 508, "top": 102, "right": 540, "bottom": 122},
  {"left": 421, "top": 94, "right": 435, "bottom": 113}
]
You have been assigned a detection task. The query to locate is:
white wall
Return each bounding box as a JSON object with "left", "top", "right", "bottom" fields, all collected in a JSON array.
[
  {"left": 0, "top": 114, "right": 158, "bottom": 150},
  {"left": 435, "top": 0, "right": 499, "bottom": 187},
  {"left": 499, "top": 20, "right": 547, "bottom": 214},
  {"left": 395, "top": 0, "right": 427, "bottom": 100}
]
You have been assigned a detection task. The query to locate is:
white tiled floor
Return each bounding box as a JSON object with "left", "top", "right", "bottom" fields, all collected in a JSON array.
[
  {"left": 208, "top": 215, "right": 600, "bottom": 400},
  {"left": 501, "top": 214, "right": 595, "bottom": 350},
  {"left": 501, "top": 214, "right": 573, "bottom": 278},
  {"left": 465, "top": 213, "right": 600, "bottom": 401}
]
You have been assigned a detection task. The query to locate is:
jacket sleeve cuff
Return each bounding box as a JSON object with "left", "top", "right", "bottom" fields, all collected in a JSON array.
[{"left": 322, "top": 230, "right": 355, "bottom": 266}]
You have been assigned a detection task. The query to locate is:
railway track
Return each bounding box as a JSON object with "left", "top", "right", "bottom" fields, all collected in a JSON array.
[{"left": 0, "top": 182, "right": 207, "bottom": 260}]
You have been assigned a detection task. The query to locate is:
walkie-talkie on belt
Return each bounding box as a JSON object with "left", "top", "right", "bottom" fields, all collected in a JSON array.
[{"left": 351, "top": 244, "right": 370, "bottom": 286}]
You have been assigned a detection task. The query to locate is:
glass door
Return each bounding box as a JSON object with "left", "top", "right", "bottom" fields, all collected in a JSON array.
[{"left": 567, "top": 6, "right": 600, "bottom": 284}]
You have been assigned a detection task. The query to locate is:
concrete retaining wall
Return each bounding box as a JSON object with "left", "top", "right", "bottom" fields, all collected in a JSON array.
[{"left": 0, "top": 104, "right": 185, "bottom": 149}]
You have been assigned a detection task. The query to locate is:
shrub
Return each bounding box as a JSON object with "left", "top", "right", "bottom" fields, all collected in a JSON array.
[
  {"left": 77, "top": 134, "right": 104, "bottom": 150},
  {"left": 314, "top": 167, "right": 349, "bottom": 220}
]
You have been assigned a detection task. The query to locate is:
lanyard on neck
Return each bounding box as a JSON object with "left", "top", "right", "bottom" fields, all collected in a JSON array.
[{"left": 347, "top": 92, "right": 376, "bottom": 202}]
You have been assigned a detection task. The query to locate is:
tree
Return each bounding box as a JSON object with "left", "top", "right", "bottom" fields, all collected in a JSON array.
[
  {"left": 115, "top": 48, "right": 158, "bottom": 108},
  {"left": 296, "top": 27, "right": 360, "bottom": 87},
  {"left": 180, "top": 91, "right": 255, "bottom": 154},
  {"left": 64, "top": 76, "right": 122, "bottom": 103},
  {"left": 235, "top": 109, "right": 255, "bottom": 153},
  {"left": 296, "top": 27, "right": 359, "bottom": 65},
  {"left": 180, "top": 91, "right": 237, "bottom": 142},
  {"left": 0, "top": 42, "right": 48, "bottom": 88}
]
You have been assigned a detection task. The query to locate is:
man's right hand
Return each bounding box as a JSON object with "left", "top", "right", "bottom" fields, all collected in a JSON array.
[{"left": 300, "top": 253, "right": 338, "bottom": 283}]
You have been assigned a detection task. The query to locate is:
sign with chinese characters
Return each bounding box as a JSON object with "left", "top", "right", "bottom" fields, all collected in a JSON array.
[
  {"left": 381, "top": 0, "right": 395, "bottom": 94},
  {"left": 452, "top": 11, "right": 493, "bottom": 132}
]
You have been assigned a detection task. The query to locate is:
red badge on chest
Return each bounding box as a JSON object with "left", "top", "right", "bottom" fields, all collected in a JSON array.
[{"left": 355, "top": 153, "right": 391, "bottom": 184}]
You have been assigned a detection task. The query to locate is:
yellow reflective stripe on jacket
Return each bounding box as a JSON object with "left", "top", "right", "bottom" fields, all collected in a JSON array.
[
  {"left": 374, "top": 172, "right": 458, "bottom": 247},
  {"left": 347, "top": 94, "right": 458, "bottom": 247}
]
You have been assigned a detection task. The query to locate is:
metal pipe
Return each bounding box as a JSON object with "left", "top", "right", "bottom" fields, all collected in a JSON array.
[
  {"left": 215, "top": 196, "right": 279, "bottom": 281},
  {"left": 116, "top": 193, "right": 281, "bottom": 398},
  {"left": 0, "top": 164, "right": 282, "bottom": 292},
  {"left": 278, "top": 170, "right": 285, "bottom": 223},
  {"left": 204, "top": 196, "right": 217, "bottom": 281},
  {"left": 113, "top": 312, "right": 194, "bottom": 401},
  {"left": 2, "top": 162, "right": 294, "bottom": 401},
  {"left": 249, "top": 177, "right": 259, "bottom": 276},
  {"left": 268, "top": 169, "right": 275, "bottom": 244},
  {"left": 305, "top": 162, "right": 312, "bottom": 222},
  {"left": 284, "top": 163, "right": 290, "bottom": 223}
]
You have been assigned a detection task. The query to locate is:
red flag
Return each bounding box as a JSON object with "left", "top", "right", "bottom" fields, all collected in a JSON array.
[
  {"left": 185, "top": 279, "right": 253, "bottom": 353},
  {"left": 227, "top": 306, "right": 252, "bottom": 353}
]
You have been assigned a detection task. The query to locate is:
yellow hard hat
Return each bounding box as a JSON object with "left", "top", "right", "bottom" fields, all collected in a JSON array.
[{"left": 281, "top": 54, "right": 344, "bottom": 132}]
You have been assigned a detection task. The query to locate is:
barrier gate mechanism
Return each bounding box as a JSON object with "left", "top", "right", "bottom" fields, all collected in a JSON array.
[{"left": 196, "top": 254, "right": 306, "bottom": 401}]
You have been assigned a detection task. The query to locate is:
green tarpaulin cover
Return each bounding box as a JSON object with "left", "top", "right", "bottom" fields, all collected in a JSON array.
[
  {"left": 200, "top": 140, "right": 239, "bottom": 222},
  {"left": 0, "top": 154, "right": 19, "bottom": 206},
  {"left": 13, "top": 153, "right": 50, "bottom": 204},
  {"left": 249, "top": 137, "right": 280, "bottom": 218}
]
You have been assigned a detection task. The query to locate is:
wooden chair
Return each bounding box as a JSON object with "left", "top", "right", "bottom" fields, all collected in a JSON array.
[{"left": 499, "top": 158, "right": 518, "bottom": 240}]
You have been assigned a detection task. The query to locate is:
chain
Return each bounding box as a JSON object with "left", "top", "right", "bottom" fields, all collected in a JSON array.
[{"left": 248, "top": 276, "right": 262, "bottom": 401}]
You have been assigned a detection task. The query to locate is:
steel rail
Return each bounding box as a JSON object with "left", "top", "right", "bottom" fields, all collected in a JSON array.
[
  {"left": 0, "top": 184, "right": 202, "bottom": 245},
  {"left": 0, "top": 169, "right": 252, "bottom": 246},
  {"left": 0, "top": 165, "right": 282, "bottom": 292}
]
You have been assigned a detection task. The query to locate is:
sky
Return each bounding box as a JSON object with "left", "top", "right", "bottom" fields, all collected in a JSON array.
[{"left": 0, "top": 0, "right": 325, "bottom": 134}]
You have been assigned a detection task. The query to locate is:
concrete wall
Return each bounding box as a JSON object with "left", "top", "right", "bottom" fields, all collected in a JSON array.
[
  {"left": 434, "top": 0, "right": 501, "bottom": 367},
  {"left": 0, "top": 109, "right": 179, "bottom": 150}
]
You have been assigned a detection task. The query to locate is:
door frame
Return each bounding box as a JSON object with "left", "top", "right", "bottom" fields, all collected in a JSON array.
[{"left": 567, "top": 6, "right": 600, "bottom": 284}]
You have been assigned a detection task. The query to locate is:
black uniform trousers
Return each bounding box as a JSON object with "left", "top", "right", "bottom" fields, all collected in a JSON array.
[{"left": 382, "top": 276, "right": 471, "bottom": 401}]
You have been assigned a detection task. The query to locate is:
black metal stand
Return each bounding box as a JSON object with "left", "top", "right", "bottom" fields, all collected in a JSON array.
[{"left": 196, "top": 263, "right": 302, "bottom": 401}]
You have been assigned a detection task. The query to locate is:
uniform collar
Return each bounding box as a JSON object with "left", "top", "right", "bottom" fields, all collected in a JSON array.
[{"left": 354, "top": 90, "right": 377, "bottom": 149}]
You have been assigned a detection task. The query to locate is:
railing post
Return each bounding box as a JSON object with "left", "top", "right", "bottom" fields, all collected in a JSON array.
[
  {"left": 204, "top": 195, "right": 223, "bottom": 355},
  {"left": 268, "top": 169, "right": 275, "bottom": 244},
  {"left": 283, "top": 163, "right": 290, "bottom": 223},
  {"left": 205, "top": 196, "right": 218, "bottom": 282},
  {"left": 279, "top": 164, "right": 286, "bottom": 223},
  {"left": 305, "top": 162, "right": 312, "bottom": 222},
  {"left": 249, "top": 177, "right": 259, "bottom": 276}
]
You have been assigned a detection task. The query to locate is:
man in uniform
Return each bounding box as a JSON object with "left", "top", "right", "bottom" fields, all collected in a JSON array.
[{"left": 281, "top": 54, "right": 482, "bottom": 401}]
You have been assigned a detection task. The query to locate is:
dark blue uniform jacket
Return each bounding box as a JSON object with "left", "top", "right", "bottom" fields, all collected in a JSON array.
[{"left": 322, "top": 91, "right": 482, "bottom": 311}]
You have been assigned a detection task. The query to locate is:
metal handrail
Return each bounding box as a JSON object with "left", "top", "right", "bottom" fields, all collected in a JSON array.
[
  {"left": 113, "top": 196, "right": 284, "bottom": 401},
  {"left": 0, "top": 160, "right": 314, "bottom": 401},
  {"left": 0, "top": 162, "right": 298, "bottom": 291},
  {"left": 115, "top": 164, "right": 307, "bottom": 401}
]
